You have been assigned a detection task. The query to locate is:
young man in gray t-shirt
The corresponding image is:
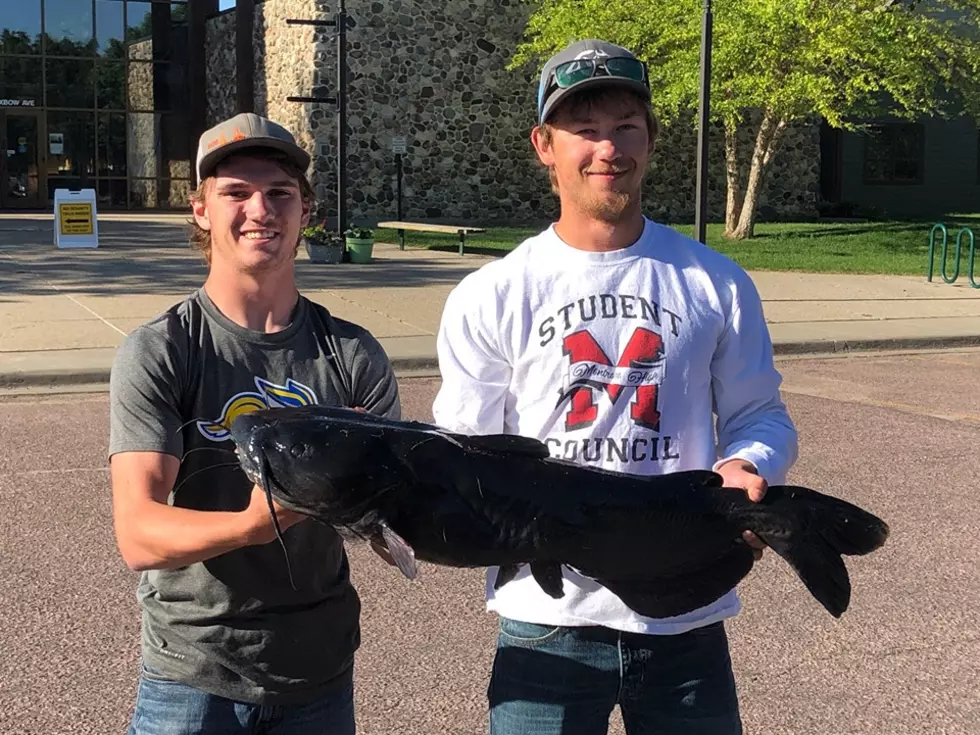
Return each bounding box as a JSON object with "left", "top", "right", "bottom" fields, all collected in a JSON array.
[{"left": 108, "top": 112, "right": 399, "bottom": 734}]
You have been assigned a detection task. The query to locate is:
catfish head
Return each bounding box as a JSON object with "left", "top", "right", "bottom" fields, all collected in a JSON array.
[{"left": 228, "top": 406, "right": 396, "bottom": 529}]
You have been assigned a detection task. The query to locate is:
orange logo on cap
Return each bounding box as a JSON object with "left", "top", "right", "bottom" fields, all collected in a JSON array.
[
  {"left": 206, "top": 134, "right": 228, "bottom": 150},
  {"left": 231, "top": 127, "right": 247, "bottom": 141}
]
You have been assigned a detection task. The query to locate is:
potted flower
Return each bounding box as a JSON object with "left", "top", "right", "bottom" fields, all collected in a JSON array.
[
  {"left": 302, "top": 220, "right": 344, "bottom": 264},
  {"left": 344, "top": 226, "right": 375, "bottom": 264}
]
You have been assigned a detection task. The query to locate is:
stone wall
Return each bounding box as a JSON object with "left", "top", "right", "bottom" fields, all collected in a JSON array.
[
  {"left": 206, "top": 0, "right": 820, "bottom": 225},
  {"left": 303, "top": 0, "right": 555, "bottom": 225},
  {"left": 126, "top": 38, "right": 157, "bottom": 207},
  {"left": 253, "top": 0, "right": 322, "bottom": 160},
  {"left": 205, "top": 10, "right": 238, "bottom": 126},
  {"left": 126, "top": 34, "right": 196, "bottom": 207}
]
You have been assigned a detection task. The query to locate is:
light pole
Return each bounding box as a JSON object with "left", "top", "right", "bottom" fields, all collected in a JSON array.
[
  {"left": 336, "top": 0, "right": 347, "bottom": 237},
  {"left": 285, "top": 0, "right": 348, "bottom": 238},
  {"left": 694, "top": 0, "right": 713, "bottom": 244}
]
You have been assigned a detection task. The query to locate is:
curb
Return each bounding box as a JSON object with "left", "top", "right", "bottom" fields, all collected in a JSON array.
[
  {"left": 1, "top": 336, "right": 978, "bottom": 390},
  {"left": 0, "top": 368, "right": 114, "bottom": 390},
  {"left": 0, "top": 355, "right": 444, "bottom": 391},
  {"left": 772, "top": 334, "right": 980, "bottom": 356}
]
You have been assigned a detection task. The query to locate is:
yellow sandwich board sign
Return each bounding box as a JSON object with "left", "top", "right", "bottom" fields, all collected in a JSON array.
[
  {"left": 59, "top": 203, "right": 94, "bottom": 235},
  {"left": 53, "top": 189, "right": 99, "bottom": 248}
]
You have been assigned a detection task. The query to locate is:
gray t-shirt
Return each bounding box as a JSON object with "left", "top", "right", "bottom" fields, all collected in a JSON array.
[{"left": 108, "top": 287, "right": 400, "bottom": 705}]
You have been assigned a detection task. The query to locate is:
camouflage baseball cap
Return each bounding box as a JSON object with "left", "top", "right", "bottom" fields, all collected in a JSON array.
[
  {"left": 195, "top": 112, "right": 311, "bottom": 182},
  {"left": 537, "top": 39, "right": 650, "bottom": 126}
]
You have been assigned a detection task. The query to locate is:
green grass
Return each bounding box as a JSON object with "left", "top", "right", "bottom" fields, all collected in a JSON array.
[{"left": 375, "top": 215, "right": 980, "bottom": 277}]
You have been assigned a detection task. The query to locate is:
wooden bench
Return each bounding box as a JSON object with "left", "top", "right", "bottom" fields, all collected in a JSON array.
[{"left": 376, "top": 221, "right": 487, "bottom": 256}]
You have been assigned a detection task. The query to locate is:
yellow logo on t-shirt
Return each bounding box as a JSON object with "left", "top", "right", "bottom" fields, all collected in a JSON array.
[{"left": 196, "top": 376, "right": 318, "bottom": 442}]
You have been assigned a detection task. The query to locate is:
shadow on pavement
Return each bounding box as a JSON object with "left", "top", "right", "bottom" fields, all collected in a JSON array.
[{"left": 0, "top": 222, "right": 493, "bottom": 297}]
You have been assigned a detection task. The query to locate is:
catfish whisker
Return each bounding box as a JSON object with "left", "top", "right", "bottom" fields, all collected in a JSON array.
[
  {"left": 173, "top": 416, "right": 212, "bottom": 439},
  {"left": 261, "top": 457, "right": 298, "bottom": 592},
  {"left": 181, "top": 447, "right": 240, "bottom": 461},
  {"left": 172, "top": 462, "right": 243, "bottom": 496}
]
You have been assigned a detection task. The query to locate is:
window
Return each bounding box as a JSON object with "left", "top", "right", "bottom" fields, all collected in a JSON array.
[
  {"left": 863, "top": 123, "right": 925, "bottom": 185},
  {"left": 95, "top": 0, "right": 125, "bottom": 57},
  {"left": 0, "top": 56, "right": 43, "bottom": 101},
  {"left": 1, "top": 0, "right": 192, "bottom": 210},
  {"left": 45, "top": 0, "right": 94, "bottom": 54},
  {"left": 0, "top": 0, "right": 42, "bottom": 54}
]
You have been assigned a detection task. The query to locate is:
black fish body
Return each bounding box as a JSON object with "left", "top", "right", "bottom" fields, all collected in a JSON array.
[{"left": 230, "top": 405, "right": 889, "bottom": 619}]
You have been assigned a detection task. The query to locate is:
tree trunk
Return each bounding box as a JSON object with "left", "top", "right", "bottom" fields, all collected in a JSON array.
[
  {"left": 723, "top": 124, "right": 742, "bottom": 236},
  {"left": 727, "top": 111, "right": 787, "bottom": 240}
]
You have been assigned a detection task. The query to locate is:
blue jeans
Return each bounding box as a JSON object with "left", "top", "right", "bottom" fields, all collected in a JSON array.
[
  {"left": 127, "top": 663, "right": 356, "bottom": 735},
  {"left": 487, "top": 618, "right": 742, "bottom": 735}
]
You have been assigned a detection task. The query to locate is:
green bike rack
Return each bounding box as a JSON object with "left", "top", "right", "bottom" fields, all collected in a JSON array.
[
  {"left": 962, "top": 228, "right": 979, "bottom": 289},
  {"left": 927, "top": 223, "right": 980, "bottom": 289}
]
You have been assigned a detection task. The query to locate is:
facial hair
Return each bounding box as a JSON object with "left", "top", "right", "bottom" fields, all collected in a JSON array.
[
  {"left": 574, "top": 167, "right": 638, "bottom": 223},
  {"left": 581, "top": 188, "right": 634, "bottom": 223}
]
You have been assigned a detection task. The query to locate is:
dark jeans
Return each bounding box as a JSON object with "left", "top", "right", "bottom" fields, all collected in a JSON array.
[
  {"left": 127, "top": 663, "right": 356, "bottom": 735},
  {"left": 487, "top": 618, "right": 742, "bottom": 735}
]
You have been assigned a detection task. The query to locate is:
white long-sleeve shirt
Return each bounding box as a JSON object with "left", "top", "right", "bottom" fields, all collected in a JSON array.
[{"left": 432, "top": 217, "right": 799, "bottom": 635}]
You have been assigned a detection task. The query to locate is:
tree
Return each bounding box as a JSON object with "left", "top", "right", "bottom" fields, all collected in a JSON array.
[{"left": 510, "top": 0, "right": 980, "bottom": 238}]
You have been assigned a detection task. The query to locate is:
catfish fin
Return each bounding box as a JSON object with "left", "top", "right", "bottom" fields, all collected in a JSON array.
[
  {"left": 452, "top": 433, "right": 552, "bottom": 459},
  {"left": 380, "top": 523, "right": 418, "bottom": 580},
  {"left": 530, "top": 562, "right": 565, "bottom": 599},
  {"left": 494, "top": 563, "right": 522, "bottom": 590},
  {"left": 589, "top": 545, "right": 756, "bottom": 619}
]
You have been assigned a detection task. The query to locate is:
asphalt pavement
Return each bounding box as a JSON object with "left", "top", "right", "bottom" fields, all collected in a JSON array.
[{"left": 1, "top": 350, "right": 978, "bottom": 735}]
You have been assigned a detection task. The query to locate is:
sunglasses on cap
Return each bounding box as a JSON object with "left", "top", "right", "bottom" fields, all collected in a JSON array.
[{"left": 550, "top": 56, "right": 648, "bottom": 90}]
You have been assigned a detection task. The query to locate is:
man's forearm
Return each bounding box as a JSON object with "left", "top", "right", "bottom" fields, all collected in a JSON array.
[{"left": 115, "top": 501, "right": 257, "bottom": 572}]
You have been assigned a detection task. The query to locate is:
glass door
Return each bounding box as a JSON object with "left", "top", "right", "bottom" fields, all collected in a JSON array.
[{"left": 1, "top": 111, "right": 45, "bottom": 209}]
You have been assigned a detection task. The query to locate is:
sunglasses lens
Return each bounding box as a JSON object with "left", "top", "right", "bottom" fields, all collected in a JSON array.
[
  {"left": 554, "top": 60, "right": 595, "bottom": 88},
  {"left": 605, "top": 57, "right": 645, "bottom": 82}
]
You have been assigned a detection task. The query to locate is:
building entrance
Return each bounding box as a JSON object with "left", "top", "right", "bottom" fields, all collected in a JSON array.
[{"left": 1, "top": 109, "right": 45, "bottom": 209}]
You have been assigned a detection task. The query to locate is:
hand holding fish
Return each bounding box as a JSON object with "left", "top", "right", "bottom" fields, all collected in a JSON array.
[
  {"left": 716, "top": 459, "right": 768, "bottom": 561},
  {"left": 242, "top": 484, "right": 309, "bottom": 546}
]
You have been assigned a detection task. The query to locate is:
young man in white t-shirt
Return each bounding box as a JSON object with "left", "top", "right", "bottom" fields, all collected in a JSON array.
[{"left": 432, "top": 39, "right": 799, "bottom": 734}]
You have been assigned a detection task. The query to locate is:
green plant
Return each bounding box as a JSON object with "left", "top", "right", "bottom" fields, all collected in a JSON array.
[
  {"left": 302, "top": 220, "right": 344, "bottom": 247},
  {"left": 344, "top": 226, "right": 373, "bottom": 240},
  {"left": 513, "top": 0, "right": 980, "bottom": 239}
]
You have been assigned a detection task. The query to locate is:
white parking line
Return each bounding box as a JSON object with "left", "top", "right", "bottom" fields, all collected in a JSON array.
[{"left": 0, "top": 251, "right": 127, "bottom": 337}]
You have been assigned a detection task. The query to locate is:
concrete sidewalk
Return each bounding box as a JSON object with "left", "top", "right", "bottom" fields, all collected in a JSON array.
[{"left": 2, "top": 214, "right": 979, "bottom": 388}]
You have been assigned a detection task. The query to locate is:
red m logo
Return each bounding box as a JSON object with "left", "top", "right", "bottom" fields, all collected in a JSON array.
[{"left": 560, "top": 328, "right": 664, "bottom": 432}]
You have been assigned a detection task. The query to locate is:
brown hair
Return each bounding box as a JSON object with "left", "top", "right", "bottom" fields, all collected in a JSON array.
[
  {"left": 187, "top": 148, "right": 316, "bottom": 264},
  {"left": 536, "top": 87, "right": 660, "bottom": 194}
]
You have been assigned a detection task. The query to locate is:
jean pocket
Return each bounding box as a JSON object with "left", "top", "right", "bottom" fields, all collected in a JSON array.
[
  {"left": 140, "top": 660, "right": 180, "bottom": 685},
  {"left": 498, "top": 617, "right": 562, "bottom": 648}
]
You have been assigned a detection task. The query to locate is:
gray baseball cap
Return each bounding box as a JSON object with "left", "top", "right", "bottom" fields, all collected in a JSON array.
[
  {"left": 195, "top": 112, "right": 311, "bottom": 182},
  {"left": 537, "top": 39, "right": 650, "bottom": 125}
]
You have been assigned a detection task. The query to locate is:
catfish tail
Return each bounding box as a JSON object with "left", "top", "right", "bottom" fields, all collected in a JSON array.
[{"left": 742, "top": 485, "right": 889, "bottom": 618}]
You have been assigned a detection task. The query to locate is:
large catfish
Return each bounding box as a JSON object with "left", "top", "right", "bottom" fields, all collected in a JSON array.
[{"left": 228, "top": 405, "right": 889, "bottom": 619}]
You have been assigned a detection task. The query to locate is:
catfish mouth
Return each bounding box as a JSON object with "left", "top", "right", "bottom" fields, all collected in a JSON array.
[
  {"left": 227, "top": 411, "right": 301, "bottom": 589},
  {"left": 234, "top": 435, "right": 267, "bottom": 490},
  {"left": 229, "top": 413, "right": 276, "bottom": 486},
  {"left": 228, "top": 405, "right": 396, "bottom": 529}
]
